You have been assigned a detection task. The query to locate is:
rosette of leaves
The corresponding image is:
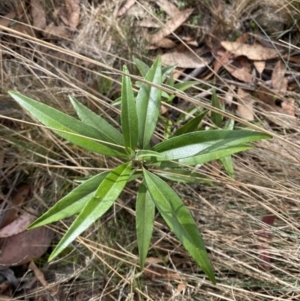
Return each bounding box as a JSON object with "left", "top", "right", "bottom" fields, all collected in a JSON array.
[{"left": 8, "top": 57, "right": 271, "bottom": 284}]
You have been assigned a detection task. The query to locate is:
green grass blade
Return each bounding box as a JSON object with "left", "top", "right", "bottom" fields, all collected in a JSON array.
[
  {"left": 69, "top": 96, "right": 124, "bottom": 146},
  {"left": 167, "top": 81, "right": 198, "bottom": 103},
  {"left": 136, "top": 181, "right": 155, "bottom": 268},
  {"left": 121, "top": 65, "right": 138, "bottom": 151},
  {"left": 49, "top": 162, "right": 132, "bottom": 260},
  {"left": 211, "top": 89, "right": 222, "bottom": 127},
  {"left": 220, "top": 156, "right": 234, "bottom": 177},
  {"left": 8, "top": 91, "right": 126, "bottom": 157},
  {"left": 220, "top": 119, "right": 235, "bottom": 177},
  {"left": 29, "top": 171, "right": 110, "bottom": 228},
  {"left": 162, "top": 65, "right": 176, "bottom": 82},
  {"left": 153, "top": 130, "right": 271, "bottom": 161},
  {"left": 172, "top": 111, "right": 207, "bottom": 137},
  {"left": 143, "top": 169, "right": 216, "bottom": 284},
  {"left": 136, "top": 56, "right": 162, "bottom": 148}
]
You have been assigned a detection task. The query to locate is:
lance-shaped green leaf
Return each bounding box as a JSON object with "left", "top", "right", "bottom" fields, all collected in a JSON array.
[
  {"left": 29, "top": 171, "right": 110, "bottom": 229},
  {"left": 143, "top": 169, "right": 216, "bottom": 284},
  {"left": 8, "top": 91, "right": 126, "bottom": 157},
  {"left": 49, "top": 162, "right": 132, "bottom": 261},
  {"left": 121, "top": 65, "right": 138, "bottom": 150},
  {"left": 69, "top": 96, "right": 124, "bottom": 146},
  {"left": 172, "top": 111, "right": 207, "bottom": 137},
  {"left": 136, "top": 182, "right": 155, "bottom": 268},
  {"left": 179, "top": 145, "right": 252, "bottom": 165},
  {"left": 211, "top": 89, "right": 223, "bottom": 127},
  {"left": 136, "top": 56, "right": 162, "bottom": 149},
  {"left": 153, "top": 130, "right": 271, "bottom": 161},
  {"left": 133, "top": 57, "right": 150, "bottom": 77}
]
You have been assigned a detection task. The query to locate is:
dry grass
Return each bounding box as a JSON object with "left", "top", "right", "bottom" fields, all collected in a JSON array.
[{"left": 1, "top": 0, "right": 300, "bottom": 300}]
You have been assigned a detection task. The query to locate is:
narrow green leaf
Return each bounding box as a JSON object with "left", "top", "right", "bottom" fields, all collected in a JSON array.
[
  {"left": 49, "top": 162, "right": 132, "bottom": 260},
  {"left": 220, "top": 156, "right": 234, "bottom": 177},
  {"left": 112, "top": 96, "right": 121, "bottom": 106},
  {"left": 135, "top": 150, "right": 163, "bottom": 161},
  {"left": 133, "top": 57, "right": 150, "bottom": 77},
  {"left": 29, "top": 171, "right": 110, "bottom": 229},
  {"left": 156, "top": 169, "right": 212, "bottom": 184},
  {"left": 224, "top": 118, "right": 235, "bottom": 131},
  {"left": 157, "top": 170, "right": 212, "bottom": 184},
  {"left": 136, "top": 182, "right": 155, "bottom": 268},
  {"left": 179, "top": 145, "right": 252, "bottom": 165},
  {"left": 167, "top": 81, "right": 198, "bottom": 103},
  {"left": 8, "top": 91, "right": 126, "bottom": 157},
  {"left": 166, "top": 70, "right": 174, "bottom": 87},
  {"left": 143, "top": 169, "right": 216, "bottom": 284},
  {"left": 211, "top": 89, "right": 222, "bottom": 127},
  {"left": 153, "top": 130, "right": 271, "bottom": 161},
  {"left": 172, "top": 111, "right": 208, "bottom": 137},
  {"left": 121, "top": 65, "right": 138, "bottom": 150},
  {"left": 174, "top": 81, "right": 199, "bottom": 91},
  {"left": 136, "top": 56, "right": 162, "bottom": 148},
  {"left": 162, "top": 65, "right": 176, "bottom": 82},
  {"left": 220, "top": 119, "right": 235, "bottom": 177},
  {"left": 69, "top": 96, "right": 124, "bottom": 146}
]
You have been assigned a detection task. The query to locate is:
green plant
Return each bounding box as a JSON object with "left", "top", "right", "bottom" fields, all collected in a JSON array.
[{"left": 8, "top": 56, "right": 271, "bottom": 284}]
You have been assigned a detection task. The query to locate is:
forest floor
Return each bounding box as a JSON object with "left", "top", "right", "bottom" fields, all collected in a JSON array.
[{"left": 0, "top": 0, "right": 300, "bottom": 300}]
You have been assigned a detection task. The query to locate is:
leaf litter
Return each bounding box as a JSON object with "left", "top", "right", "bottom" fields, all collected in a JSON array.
[{"left": 1, "top": 0, "right": 300, "bottom": 299}]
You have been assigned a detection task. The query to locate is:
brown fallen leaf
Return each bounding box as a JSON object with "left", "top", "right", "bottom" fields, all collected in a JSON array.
[
  {"left": 223, "top": 56, "right": 253, "bottom": 83},
  {"left": 172, "top": 67, "right": 185, "bottom": 80},
  {"left": 272, "top": 60, "right": 287, "bottom": 91},
  {"left": 281, "top": 98, "right": 295, "bottom": 116},
  {"left": 0, "top": 210, "right": 36, "bottom": 238},
  {"left": 156, "top": 0, "right": 180, "bottom": 16},
  {"left": 65, "top": 0, "right": 80, "bottom": 30},
  {"left": 43, "top": 23, "right": 69, "bottom": 39},
  {"left": 149, "top": 8, "right": 194, "bottom": 45},
  {"left": 154, "top": 38, "right": 177, "bottom": 49},
  {"left": 182, "top": 35, "right": 198, "bottom": 46},
  {"left": 221, "top": 41, "right": 279, "bottom": 60},
  {"left": 213, "top": 50, "right": 232, "bottom": 74},
  {"left": 161, "top": 51, "right": 210, "bottom": 68},
  {"left": 256, "top": 85, "right": 296, "bottom": 128},
  {"left": 236, "top": 87, "right": 255, "bottom": 120},
  {"left": 253, "top": 60, "right": 266, "bottom": 76},
  {"left": 31, "top": 0, "right": 46, "bottom": 30},
  {"left": 117, "top": 0, "right": 136, "bottom": 17},
  {"left": 177, "top": 282, "right": 187, "bottom": 293},
  {"left": 0, "top": 184, "right": 30, "bottom": 229},
  {"left": 138, "top": 18, "right": 161, "bottom": 28},
  {"left": 255, "top": 85, "right": 276, "bottom": 108},
  {"left": 0, "top": 227, "right": 53, "bottom": 269}
]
